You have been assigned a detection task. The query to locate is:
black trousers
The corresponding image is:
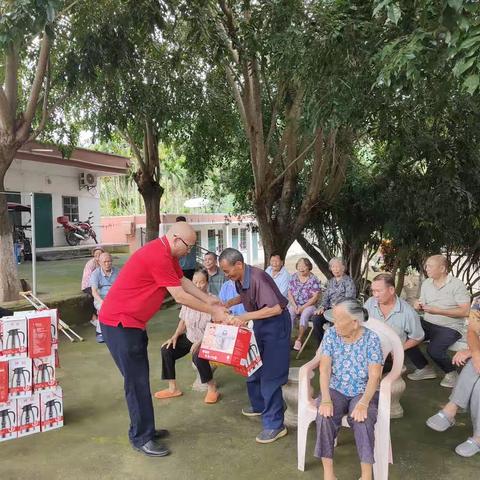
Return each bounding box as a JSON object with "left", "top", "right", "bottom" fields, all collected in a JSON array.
[
  {"left": 406, "top": 319, "right": 461, "bottom": 374},
  {"left": 100, "top": 323, "right": 155, "bottom": 448},
  {"left": 161, "top": 334, "right": 213, "bottom": 384},
  {"left": 312, "top": 314, "right": 331, "bottom": 347}
]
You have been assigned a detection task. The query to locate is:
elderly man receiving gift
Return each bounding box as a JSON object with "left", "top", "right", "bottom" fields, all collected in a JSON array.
[
  {"left": 315, "top": 298, "right": 383, "bottom": 480},
  {"left": 219, "top": 248, "right": 291, "bottom": 444},
  {"left": 99, "top": 222, "right": 228, "bottom": 458}
]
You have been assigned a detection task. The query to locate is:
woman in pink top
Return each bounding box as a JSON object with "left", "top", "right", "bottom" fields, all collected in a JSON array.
[
  {"left": 81, "top": 246, "right": 104, "bottom": 321},
  {"left": 155, "top": 269, "right": 220, "bottom": 404}
]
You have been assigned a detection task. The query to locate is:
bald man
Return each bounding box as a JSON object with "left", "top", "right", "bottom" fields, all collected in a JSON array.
[
  {"left": 407, "top": 255, "right": 471, "bottom": 388},
  {"left": 99, "top": 222, "right": 228, "bottom": 457}
]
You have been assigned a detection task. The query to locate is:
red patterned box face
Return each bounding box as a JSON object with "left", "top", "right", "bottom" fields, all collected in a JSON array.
[
  {"left": 28, "top": 316, "right": 52, "bottom": 359},
  {"left": 0, "top": 362, "right": 8, "bottom": 403},
  {"left": 199, "top": 325, "right": 262, "bottom": 376},
  {"left": 199, "top": 324, "right": 251, "bottom": 366}
]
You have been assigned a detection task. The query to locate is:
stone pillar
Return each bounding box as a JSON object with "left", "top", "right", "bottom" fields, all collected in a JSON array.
[
  {"left": 246, "top": 229, "right": 254, "bottom": 264},
  {"left": 225, "top": 224, "right": 232, "bottom": 248}
]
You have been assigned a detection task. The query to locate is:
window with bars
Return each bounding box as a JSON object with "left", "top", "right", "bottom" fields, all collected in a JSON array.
[
  {"left": 62, "top": 196, "right": 79, "bottom": 221},
  {"left": 217, "top": 230, "right": 224, "bottom": 252},
  {"left": 240, "top": 228, "right": 247, "bottom": 250}
]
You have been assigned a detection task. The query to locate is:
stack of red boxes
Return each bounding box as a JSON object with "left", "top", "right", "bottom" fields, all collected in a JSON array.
[{"left": 0, "top": 309, "right": 64, "bottom": 442}]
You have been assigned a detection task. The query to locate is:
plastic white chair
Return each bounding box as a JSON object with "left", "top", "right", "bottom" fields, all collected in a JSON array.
[{"left": 297, "top": 317, "right": 404, "bottom": 479}]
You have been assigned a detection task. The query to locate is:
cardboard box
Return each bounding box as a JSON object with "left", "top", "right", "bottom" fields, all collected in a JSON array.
[
  {"left": 0, "top": 399, "right": 17, "bottom": 442},
  {"left": 28, "top": 314, "right": 52, "bottom": 358},
  {"left": 25, "top": 310, "right": 58, "bottom": 347},
  {"left": 17, "top": 392, "right": 41, "bottom": 438},
  {"left": 0, "top": 362, "right": 8, "bottom": 403},
  {"left": 1, "top": 316, "right": 28, "bottom": 359},
  {"left": 32, "top": 355, "right": 56, "bottom": 391},
  {"left": 40, "top": 386, "right": 63, "bottom": 432},
  {"left": 8, "top": 357, "right": 33, "bottom": 398},
  {"left": 199, "top": 325, "right": 262, "bottom": 377}
]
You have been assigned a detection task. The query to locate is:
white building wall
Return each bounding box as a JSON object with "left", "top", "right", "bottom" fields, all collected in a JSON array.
[{"left": 5, "top": 159, "right": 102, "bottom": 246}]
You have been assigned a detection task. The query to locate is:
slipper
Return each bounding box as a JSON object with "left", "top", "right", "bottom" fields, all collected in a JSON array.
[
  {"left": 455, "top": 437, "right": 480, "bottom": 457},
  {"left": 204, "top": 390, "right": 220, "bottom": 404},
  {"left": 426, "top": 411, "right": 455, "bottom": 432},
  {"left": 154, "top": 389, "right": 183, "bottom": 399}
]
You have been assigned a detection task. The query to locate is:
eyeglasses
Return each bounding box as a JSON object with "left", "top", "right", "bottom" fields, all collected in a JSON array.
[{"left": 174, "top": 235, "right": 195, "bottom": 251}]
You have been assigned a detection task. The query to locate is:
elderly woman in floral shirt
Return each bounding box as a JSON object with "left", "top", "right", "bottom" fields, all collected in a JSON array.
[
  {"left": 288, "top": 257, "right": 322, "bottom": 351},
  {"left": 312, "top": 257, "right": 356, "bottom": 347}
]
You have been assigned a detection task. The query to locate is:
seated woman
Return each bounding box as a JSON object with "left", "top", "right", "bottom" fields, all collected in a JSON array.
[
  {"left": 288, "top": 258, "right": 321, "bottom": 350},
  {"left": 312, "top": 257, "right": 356, "bottom": 347},
  {"left": 426, "top": 308, "right": 480, "bottom": 457},
  {"left": 81, "top": 246, "right": 104, "bottom": 322},
  {"left": 155, "top": 269, "right": 219, "bottom": 404},
  {"left": 316, "top": 298, "right": 383, "bottom": 480}
]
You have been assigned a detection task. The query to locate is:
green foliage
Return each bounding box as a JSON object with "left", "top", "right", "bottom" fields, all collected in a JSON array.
[
  {"left": 0, "top": 0, "right": 62, "bottom": 49},
  {"left": 374, "top": 0, "right": 480, "bottom": 94}
]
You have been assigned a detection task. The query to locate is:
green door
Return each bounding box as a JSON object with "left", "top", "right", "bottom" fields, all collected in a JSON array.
[
  {"left": 208, "top": 229, "right": 216, "bottom": 252},
  {"left": 34, "top": 193, "right": 53, "bottom": 248}
]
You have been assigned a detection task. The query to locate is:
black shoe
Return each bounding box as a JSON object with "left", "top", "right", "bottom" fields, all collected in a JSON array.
[
  {"left": 134, "top": 440, "right": 170, "bottom": 457},
  {"left": 154, "top": 429, "right": 169, "bottom": 440}
]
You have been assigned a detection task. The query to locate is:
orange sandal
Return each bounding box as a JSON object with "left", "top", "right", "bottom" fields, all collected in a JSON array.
[
  {"left": 204, "top": 390, "right": 220, "bottom": 404},
  {"left": 154, "top": 389, "right": 183, "bottom": 399}
]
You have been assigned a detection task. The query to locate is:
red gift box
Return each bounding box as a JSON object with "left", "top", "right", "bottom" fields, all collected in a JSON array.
[{"left": 199, "top": 324, "right": 262, "bottom": 377}]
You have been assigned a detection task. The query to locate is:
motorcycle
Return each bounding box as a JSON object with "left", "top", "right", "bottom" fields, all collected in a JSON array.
[{"left": 57, "top": 212, "right": 98, "bottom": 246}]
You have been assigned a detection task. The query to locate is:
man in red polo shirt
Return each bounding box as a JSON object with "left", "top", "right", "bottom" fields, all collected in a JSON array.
[{"left": 99, "top": 222, "right": 227, "bottom": 457}]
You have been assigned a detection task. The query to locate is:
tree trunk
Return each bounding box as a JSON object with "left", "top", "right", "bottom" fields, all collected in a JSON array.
[
  {"left": 395, "top": 252, "right": 409, "bottom": 296},
  {"left": 0, "top": 166, "right": 21, "bottom": 302},
  {"left": 135, "top": 172, "right": 163, "bottom": 243},
  {"left": 297, "top": 234, "right": 332, "bottom": 279},
  {"left": 256, "top": 213, "right": 291, "bottom": 268}
]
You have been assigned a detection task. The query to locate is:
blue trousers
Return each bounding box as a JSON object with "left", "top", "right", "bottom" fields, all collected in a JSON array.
[
  {"left": 100, "top": 323, "right": 155, "bottom": 447},
  {"left": 247, "top": 309, "right": 291, "bottom": 430}
]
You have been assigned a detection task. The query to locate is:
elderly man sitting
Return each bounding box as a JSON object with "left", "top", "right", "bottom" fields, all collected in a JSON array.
[
  {"left": 364, "top": 273, "right": 424, "bottom": 370},
  {"left": 426, "top": 309, "right": 480, "bottom": 457},
  {"left": 408, "top": 255, "right": 470, "bottom": 388},
  {"left": 315, "top": 298, "right": 383, "bottom": 480},
  {"left": 90, "top": 252, "right": 120, "bottom": 342}
]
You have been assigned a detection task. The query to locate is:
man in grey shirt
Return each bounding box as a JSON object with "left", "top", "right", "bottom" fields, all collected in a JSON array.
[
  {"left": 365, "top": 273, "right": 424, "bottom": 351},
  {"left": 407, "top": 255, "right": 471, "bottom": 388}
]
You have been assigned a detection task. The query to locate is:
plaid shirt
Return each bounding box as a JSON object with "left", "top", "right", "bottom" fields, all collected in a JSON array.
[{"left": 208, "top": 269, "right": 225, "bottom": 296}]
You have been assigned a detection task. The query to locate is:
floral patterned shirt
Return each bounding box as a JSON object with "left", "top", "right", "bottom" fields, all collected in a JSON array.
[
  {"left": 321, "top": 275, "right": 356, "bottom": 309},
  {"left": 321, "top": 326, "right": 383, "bottom": 397},
  {"left": 288, "top": 273, "right": 321, "bottom": 306}
]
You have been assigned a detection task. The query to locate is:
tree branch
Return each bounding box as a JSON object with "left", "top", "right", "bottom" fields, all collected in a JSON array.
[
  {"left": 0, "top": 87, "right": 13, "bottom": 133},
  {"left": 17, "top": 32, "right": 51, "bottom": 142},
  {"left": 5, "top": 43, "right": 19, "bottom": 126},
  {"left": 122, "top": 128, "right": 147, "bottom": 173}
]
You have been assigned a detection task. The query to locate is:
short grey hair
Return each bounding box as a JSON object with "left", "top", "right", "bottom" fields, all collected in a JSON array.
[
  {"left": 329, "top": 257, "right": 346, "bottom": 268},
  {"left": 334, "top": 297, "right": 368, "bottom": 323},
  {"left": 219, "top": 248, "right": 244, "bottom": 265}
]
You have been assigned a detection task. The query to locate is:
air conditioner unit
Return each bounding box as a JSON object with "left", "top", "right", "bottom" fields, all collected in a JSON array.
[{"left": 79, "top": 172, "right": 97, "bottom": 189}]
